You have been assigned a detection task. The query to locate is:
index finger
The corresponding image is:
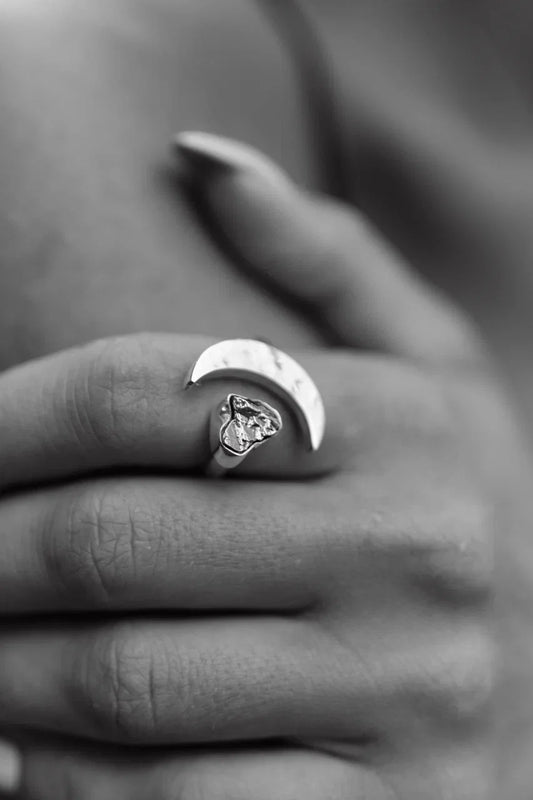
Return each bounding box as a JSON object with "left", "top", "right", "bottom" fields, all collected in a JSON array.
[{"left": 177, "top": 133, "right": 486, "bottom": 372}]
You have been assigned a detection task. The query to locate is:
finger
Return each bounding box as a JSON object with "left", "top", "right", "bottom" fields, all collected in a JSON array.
[
  {"left": 0, "top": 616, "right": 487, "bottom": 747},
  {"left": 176, "top": 132, "right": 484, "bottom": 369},
  {"left": 0, "top": 618, "right": 338, "bottom": 745},
  {"left": 0, "top": 476, "right": 324, "bottom": 614},
  {"left": 0, "top": 334, "right": 448, "bottom": 490},
  {"left": 0, "top": 333, "right": 328, "bottom": 489},
  {"left": 15, "top": 738, "right": 389, "bottom": 800}
]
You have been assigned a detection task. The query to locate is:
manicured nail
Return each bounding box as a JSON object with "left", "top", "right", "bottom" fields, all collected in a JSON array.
[
  {"left": 174, "top": 131, "right": 291, "bottom": 188},
  {"left": 0, "top": 741, "right": 21, "bottom": 795}
]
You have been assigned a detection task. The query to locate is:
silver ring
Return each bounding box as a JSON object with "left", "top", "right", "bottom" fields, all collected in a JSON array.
[
  {"left": 206, "top": 393, "right": 283, "bottom": 477},
  {"left": 187, "top": 339, "right": 326, "bottom": 477}
]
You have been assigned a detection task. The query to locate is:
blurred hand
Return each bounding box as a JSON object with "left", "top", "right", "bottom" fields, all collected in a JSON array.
[{"left": 0, "top": 135, "right": 519, "bottom": 799}]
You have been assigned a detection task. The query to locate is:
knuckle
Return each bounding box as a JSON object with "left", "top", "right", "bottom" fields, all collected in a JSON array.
[
  {"left": 408, "top": 497, "right": 495, "bottom": 605},
  {"left": 71, "top": 626, "right": 164, "bottom": 742},
  {"left": 324, "top": 488, "right": 494, "bottom": 609},
  {"left": 318, "top": 354, "right": 462, "bottom": 473},
  {"left": 46, "top": 484, "right": 151, "bottom": 606},
  {"left": 420, "top": 631, "right": 495, "bottom": 731},
  {"left": 71, "top": 335, "right": 156, "bottom": 450}
]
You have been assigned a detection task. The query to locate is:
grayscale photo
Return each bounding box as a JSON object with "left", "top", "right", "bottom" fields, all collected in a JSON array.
[{"left": 1, "top": 1, "right": 532, "bottom": 798}]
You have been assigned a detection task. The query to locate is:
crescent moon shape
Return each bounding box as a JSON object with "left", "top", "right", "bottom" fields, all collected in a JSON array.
[{"left": 187, "top": 339, "right": 325, "bottom": 451}]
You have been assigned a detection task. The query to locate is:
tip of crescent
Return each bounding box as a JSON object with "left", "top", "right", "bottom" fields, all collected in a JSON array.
[
  {"left": 185, "top": 367, "right": 202, "bottom": 388},
  {"left": 310, "top": 423, "right": 326, "bottom": 452}
]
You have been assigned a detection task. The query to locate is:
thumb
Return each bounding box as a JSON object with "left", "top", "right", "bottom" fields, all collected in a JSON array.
[{"left": 175, "top": 132, "right": 483, "bottom": 369}]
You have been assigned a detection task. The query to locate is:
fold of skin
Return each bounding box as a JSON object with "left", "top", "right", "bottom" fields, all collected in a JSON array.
[{"left": 1, "top": 0, "right": 533, "bottom": 796}]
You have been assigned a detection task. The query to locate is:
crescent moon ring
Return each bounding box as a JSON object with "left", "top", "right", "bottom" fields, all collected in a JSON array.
[{"left": 186, "top": 339, "right": 326, "bottom": 475}]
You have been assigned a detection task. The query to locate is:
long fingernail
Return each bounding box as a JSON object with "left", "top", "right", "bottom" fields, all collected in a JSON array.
[
  {"left": 174, "top": 131, "right": 291, "bottom": 189},
  {"left": 0, "top": 741, "right": 21, "bottom": 795}
]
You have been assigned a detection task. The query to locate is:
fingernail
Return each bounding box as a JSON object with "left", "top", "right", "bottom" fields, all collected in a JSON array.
[
  {"left": 173, "top": 131, "right": 291, "bottom": 189},
  {"left": 0, "top": 741, "right": 21, "bottom": 795}
]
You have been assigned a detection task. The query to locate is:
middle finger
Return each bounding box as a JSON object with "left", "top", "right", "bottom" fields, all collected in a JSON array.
[{"left": 0, "top": 476, "right": 333, "bottom": 614}]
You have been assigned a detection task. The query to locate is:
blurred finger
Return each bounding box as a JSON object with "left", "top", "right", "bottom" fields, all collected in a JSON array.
[
  {"left": 176, "top": 132, "right": 484, "bottom": 369},
  {"left": 15, "top": 739, "right": 390, "bottom": 800}
]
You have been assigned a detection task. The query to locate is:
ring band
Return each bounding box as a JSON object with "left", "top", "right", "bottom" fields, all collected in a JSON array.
[{"left": 187, "top": 338, "right": 326, "bottom": 477}]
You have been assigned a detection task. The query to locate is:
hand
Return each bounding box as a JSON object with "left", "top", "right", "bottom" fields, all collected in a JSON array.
[{"left": 0, "top": 136, "right": 516, "bottom": 799}]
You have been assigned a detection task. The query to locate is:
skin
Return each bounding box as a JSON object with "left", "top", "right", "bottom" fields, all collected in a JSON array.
[
  {"left": 0, "top": 149, "right": 501, "bottom": 799},
  {"left": 1, "top": 0, "right": 533, "bottom": 797},
  {"left": 0, "top": 0, "right": 322, "bottom": 367},
  {"left": 301, "top": 0, "right": 533, "bottom": 436}
]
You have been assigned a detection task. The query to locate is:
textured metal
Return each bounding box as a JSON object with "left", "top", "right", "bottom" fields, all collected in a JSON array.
[
  {"left": 207, "top": 393, "right": 283, "bottom": 474},
  {"left": 188, "top": 339, "right": 325, "bottom": 451}
]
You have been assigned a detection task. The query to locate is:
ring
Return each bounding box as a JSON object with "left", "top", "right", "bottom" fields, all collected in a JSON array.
[
  {"left": 207, "top": 393, "right": 283, "bottom": 477},
  {"left": 187, "top": 338, "right": 326, "bottom": 477}
]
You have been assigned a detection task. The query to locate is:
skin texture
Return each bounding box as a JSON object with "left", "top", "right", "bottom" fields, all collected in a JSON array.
[{"left": 0, "top": 1, "right": 533, "bottom": 797}]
